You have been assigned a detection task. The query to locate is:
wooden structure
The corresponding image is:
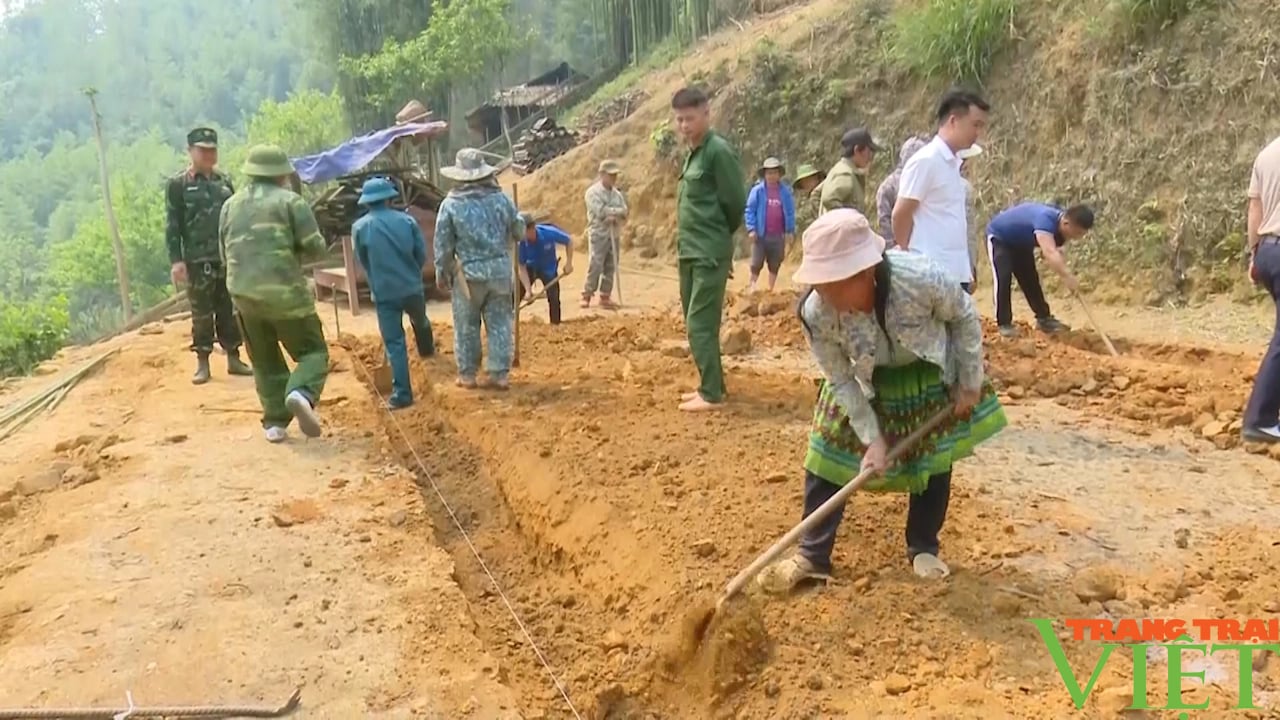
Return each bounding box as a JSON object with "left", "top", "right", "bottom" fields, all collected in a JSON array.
[
  {"left": 466, "top": 63, "right": 589, "bottom": 144},
  {"left": 307, "top": 123, "right": 450, "bottom": 316}
]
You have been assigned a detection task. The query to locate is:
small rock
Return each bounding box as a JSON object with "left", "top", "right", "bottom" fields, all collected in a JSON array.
[
  {"left": 601, "top": 630, "right": 627, "bottom": 651},
  {"left": 660, "top": 343, "right": 691, "bottom": 359},
  {"left": 720, "top": 325, "right": 752, "bottom": 356},
  {"left": 1201, "top": 421, "right": 1227, "bottom": 438},
  {"left": 388, "top": 510, "right": 408, "bottom": 527},
  {"left": 763, "top": 472, "right": 789, "bottom": 484},
  {"left": 884, "top": 674, "right": 912, "bottom": 695},
  {"left": 1006, "top": 385, "right": 1026, "bottom": 400},
  {"left": 1222, "top": 586, "right": 1243, "bottom": 602},
  {"left": 0, "top": 502, "right": 16, "bottom": 521},
  {"left": 1113, "top": 376, "right": 1131, "bottom": 391},
  {"left": 329, "top": 478, "right": 349, "bottom": 489},
  {"left": 1262, "top": 600, "right": 1279, "bottom": 614},
  {"left": 61, "top": 465, "right": 99, "bottom": 487},
  {"left": 763, "top": 680, "right": 780, "bottom": 697},
  {"left": 1173, "top": 528, "right": 1190, "bottom": 549},
  {"left": 691, "top": 539, "right": 716, "bottom": 558},
  {"left": 1081, "top": 378, "right": 1100, "bottom": 395},
  {"left": 852, "top": 576, "right": 872, "bottom": 592},
  {"left": 164, "top": 433, "right": 188, "bottom": 444},
  {"left": 54, "top": 434, "right": 97, "bottom": 453},
  {"left": 805, "top": 673, "right": 824, "bottom": 691},
  {"left": 271, "top": 512, "right": 296, "bottom": 528},
  {"left": 138, "top": 323, "right": 164, "bottom": 335},
  {"left": 0, "top": 484, "right": 15, "bottom": 503},
  {"left": 357, "top": 534, "right": 372, "bottom": 543},
  {"left": 1072, "top": 566, "right": 1124, "bottom": 604}
]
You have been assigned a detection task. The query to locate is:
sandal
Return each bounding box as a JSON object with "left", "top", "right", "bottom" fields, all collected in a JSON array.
[
  {"left": 756, "top": 555, "right": 830, "bottom": 595},
  {"left": 455, "top": 377, "right": 478, "bottom": 389},
  {"left": 911, "top": 553, "right": 951, "bottom": 580},
  {"left": 480, "top": 376, "right": 510, "bottom": 391}
]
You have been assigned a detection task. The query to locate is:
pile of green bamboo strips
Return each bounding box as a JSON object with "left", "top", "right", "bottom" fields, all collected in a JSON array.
[{"left": 0, "top": 349, "right": 117, "bottom": 443}]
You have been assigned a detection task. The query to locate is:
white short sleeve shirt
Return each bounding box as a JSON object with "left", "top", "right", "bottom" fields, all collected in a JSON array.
[{"left": 898, "top": 135, "right": 972, "bottom": 283}]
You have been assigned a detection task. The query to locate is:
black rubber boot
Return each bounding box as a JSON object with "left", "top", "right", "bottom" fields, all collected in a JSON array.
[
  {"left": 192, "top": 354, "right": 212, "bottom": 385},
  {"left": 227, "top": 349, "right": 253, "bottom": 376}
]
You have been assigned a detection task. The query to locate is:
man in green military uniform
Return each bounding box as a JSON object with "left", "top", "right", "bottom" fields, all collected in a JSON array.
[
  {"left": 219, "top": 145, "right": 330, "bottom": 444},
  {"left": 820, "top": 127, "right": 884, "bottom": 214},
  {"left": 670, "top": 86, "right": 748, "bottom": 413},
  {"left": 166, "top": 127, "right": 253, "bottom": 384}
]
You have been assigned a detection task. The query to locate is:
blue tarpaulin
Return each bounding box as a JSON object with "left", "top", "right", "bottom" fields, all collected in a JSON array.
[{"left": 291, "top": 121, "right": 449, "bottom": 185}]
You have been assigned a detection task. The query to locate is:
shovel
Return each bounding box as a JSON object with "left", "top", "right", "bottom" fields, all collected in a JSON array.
[
  {"left": 684, "top": 406, "right": 956, "bottom": 649},
  {"left": 519, "top": 269, "right": 572, "bottom": 310},
  {"left": 1072, "top": 290, "right": 1119, "bottom": 357}
]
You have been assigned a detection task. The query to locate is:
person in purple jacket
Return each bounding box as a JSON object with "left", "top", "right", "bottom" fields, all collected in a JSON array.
[
  {"left": 744, "top": 157, "right": 797, "bottom": 292},
  {"left": 985, "top": 202, "right": 1095, "bottom": 338}
]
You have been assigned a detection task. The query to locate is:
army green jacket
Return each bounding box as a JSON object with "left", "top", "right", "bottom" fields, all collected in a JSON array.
[
  {"left": 820, "top": 157, "right": 868, "bottom": 214},
  {"left": 166, "top": 168, "right": 234, "bottom": 264},
  {"left": 219, "top": 180, "right": 327, "bottom": 320},
  {"left": 676, "top": 130, "right": 747, "bottom": 262}
]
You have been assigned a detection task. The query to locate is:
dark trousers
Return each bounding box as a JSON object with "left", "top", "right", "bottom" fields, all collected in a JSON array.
[
  {"left": 187, "top": 260, "right": 241, "bottom": 354},
  {"left": 987, "top": 236, "right": 1051, "bottom": 327},
  {"left": 1245, "top": 239, "right": 1280, "bottom": 429},
  {"left": 517, "top": 265, "right": 562, "bottom": 325},
  {"left": 797, "top": 469, "right": 952, "bottom": 573},
  {"left": 374, "top": 292, "right": 435, "bottom": 405}
]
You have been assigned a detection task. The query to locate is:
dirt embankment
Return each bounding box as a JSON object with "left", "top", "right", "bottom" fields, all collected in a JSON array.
[{"left": 347, "top": 307, "right": 1280, "bottom": 719}]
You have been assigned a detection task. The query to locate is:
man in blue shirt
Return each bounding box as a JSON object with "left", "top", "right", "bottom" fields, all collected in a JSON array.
[
  {"left": 985, "top": 202, "right": 1095, "bottom": 338},
  {"left": 352, "top": 177, "right": 435, "bottom": 409},
  {"left": 517, "top": 213, "right": 574, "bottom": 325}
]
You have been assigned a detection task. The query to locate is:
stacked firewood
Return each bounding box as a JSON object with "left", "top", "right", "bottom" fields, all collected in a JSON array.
[{"left": 511, "top": 117, "right": 581, "bottom": 175}]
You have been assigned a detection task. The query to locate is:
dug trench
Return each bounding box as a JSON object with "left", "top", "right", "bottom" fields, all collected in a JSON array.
[{"left": 343, "top": 308, "right": 1280, "bottom": 719}]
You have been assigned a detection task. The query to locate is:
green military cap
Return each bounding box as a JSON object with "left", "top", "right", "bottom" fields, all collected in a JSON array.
[
  {"left": 793, "top": 163, "right": 826, "bottom": 183},
  {"left": 241, "top": 144, "right": 295, "bottom": 178},
  {"left": 187, "top": 127, "right": 218, "bottom": 148}
]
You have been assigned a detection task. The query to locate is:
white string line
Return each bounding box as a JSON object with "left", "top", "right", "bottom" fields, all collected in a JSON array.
[{"left": 350, "top": 356, "right": 584, "bottom": 720}]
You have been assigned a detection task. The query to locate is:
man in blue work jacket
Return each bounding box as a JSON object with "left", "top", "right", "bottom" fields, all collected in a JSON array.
[
  {"left": 516, "top": 212, "right": 574, "bottom": 325},
  {"left": 352, "top": 177, "right": 436, "bottom": 409}
]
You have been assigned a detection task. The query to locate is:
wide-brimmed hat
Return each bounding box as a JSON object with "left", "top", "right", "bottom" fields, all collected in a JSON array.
[
  {"left": 441, "top": 148, "right": 498, "bottom": 182},
  {"left": 793, "top": 208, "right": 886, "bottom": 286},
  {"left": 793, "top": 163, "right": 826, "bottom": 183},
  {"left": 956, "top": 143, "right": 984, "bottom": 160},
  {"left": 358, "top": 177, "right": 399, "bottom": 205},
  {"left": 598, "top": 159, "right": 622, "bottom": 175},
  {"left": 241, "top": 144, "right": 295, "bottom": 178},
  {"left": 758, "top": 156, "right": 785, "bottom": 176}
]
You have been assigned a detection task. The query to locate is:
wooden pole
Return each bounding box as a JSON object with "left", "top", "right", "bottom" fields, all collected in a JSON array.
[
  {"left": 84, "top": 87, "right": 132, "bottom": 323},
  {"left": 511, "top": 183, "right": 521, "bottom": 368}
]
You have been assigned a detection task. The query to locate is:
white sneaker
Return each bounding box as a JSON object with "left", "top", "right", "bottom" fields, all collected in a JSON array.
[
  {"left": 264, "top": 426, "right": 287, "bottom": 443},
  {"left": 285, "top": 391, "right": 322, "bottom": 438}
]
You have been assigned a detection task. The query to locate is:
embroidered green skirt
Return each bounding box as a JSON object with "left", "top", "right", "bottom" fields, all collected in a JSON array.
[{"left": 804, "top": 360, "right": 1007, "bottom": 494}]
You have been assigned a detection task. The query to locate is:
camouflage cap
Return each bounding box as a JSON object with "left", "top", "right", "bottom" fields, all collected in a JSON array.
[
  {"left": 598, "top": 159, "right": 621, "bottom": 175},
  {"left": 241, "top": 144, "right": 295, "bottom": 178},
  {"left": 793, "top": 163, "right": 825, "bottom": 183},
  {"left": 188, "top": 127, "right": 218, "bottom": 148},
  {"left": 518, "top": 209, "right": 550, "bottom": 226}
]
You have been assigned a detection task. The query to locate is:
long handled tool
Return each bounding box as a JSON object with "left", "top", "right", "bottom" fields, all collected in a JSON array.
[
  {"left": 518, "top": 269, "right": 572, "bottom": 310},
  {"left": 685, "top": 407, "right": 956, "bottom": 648},
  {"left": 0, "top": 687, "right": 301, "bottom": 719},
  {"left": 1072, "top": 291, "right": 1119, "bottom": 357}
]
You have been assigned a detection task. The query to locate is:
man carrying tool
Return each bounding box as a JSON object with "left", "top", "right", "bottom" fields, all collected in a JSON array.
[
  {"left": 672, "top": 86, "right": 747, "bottom": 413},
  {"left": 352, "top": 177, "right": 436, "bottom": 410},
  {"left": 757, "top": 209, "right": 1006, "bottom": 591},
  {"left": 219, "top": 145, "right": 330, "bottom": 443},
  {"left": 166, "top": 127, "right": 253, "bottom": 385},
  {"left": 517, "top": 212, "right": 574, "bottom": 325},
  {"left": 582, "top": 159, "right": 628, "bottom": 309},
  {"left": 893, "top": 88, "right": 991, "bottom": 293},
  {"left": 821, "top": 128, "right": 884, "bottom": 214},
  {"left": 1243, "top": 133, "right": 1280, "bottom": 443},
  {"left": 985, "top": 201, "right": 1094, "bottom": 338},
  {"left": 434, "top": 148, "right": 522, "bottom": 391}
]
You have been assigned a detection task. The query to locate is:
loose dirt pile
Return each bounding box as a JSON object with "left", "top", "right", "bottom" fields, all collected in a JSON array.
[{"left": 348, "top": 306, "right": 1280, "bottom": 719}]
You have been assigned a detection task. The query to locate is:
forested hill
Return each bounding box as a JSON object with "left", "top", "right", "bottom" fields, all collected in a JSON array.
[{"left": 0, "top": 0, "right": 326, "bottom": 159}]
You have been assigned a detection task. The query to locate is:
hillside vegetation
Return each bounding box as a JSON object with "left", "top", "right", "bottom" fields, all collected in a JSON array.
[{"left": 521, "top": 0, "right": 1280, "bottom": 304}]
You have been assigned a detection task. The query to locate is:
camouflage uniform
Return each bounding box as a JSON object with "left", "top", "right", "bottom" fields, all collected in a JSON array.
[
  {"left": 582, "top": 166, "right": 628, "bottom": 302},
  {"left": 434, "top": 149, "right": 522, "bottom": 385},
  {"left": 220, "top": 146, "right": 330, "bottom": 434},
  {"left": 875, "top": 136, "right": 931, "bottom": 243},
  {"left": 166, "top": 127, "right": 249, "bottom": 382}
]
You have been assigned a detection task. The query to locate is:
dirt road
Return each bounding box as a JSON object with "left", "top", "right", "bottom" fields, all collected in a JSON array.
[{"left": 2, "top": 261, "right": 1278, "bottom": 718}]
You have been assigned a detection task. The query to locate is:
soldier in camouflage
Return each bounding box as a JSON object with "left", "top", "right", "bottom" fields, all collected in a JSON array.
[
  {"left": 791, "top": 163, "right": 827, "bottom": 239},
  {"left": 166, "top": 127, "right": 253, "bottom": 384},
  {"left": 219, "top": 145, "right": 330, "bottom": 444},
  {"left": 434, "top": 148, "right": 522, "bottom": 390},
  {"left": 581, "top": 159, "right": 628, "bottom": 309}
]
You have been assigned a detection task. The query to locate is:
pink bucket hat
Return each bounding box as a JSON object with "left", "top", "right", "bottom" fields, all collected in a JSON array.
[{"left": 792, "top": 208, "right": 886, "bottom": 285}]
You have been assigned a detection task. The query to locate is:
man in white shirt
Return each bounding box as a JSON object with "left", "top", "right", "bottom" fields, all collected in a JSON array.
[{"left": 891, "top": 89, "right": 991, "bottom": 292}]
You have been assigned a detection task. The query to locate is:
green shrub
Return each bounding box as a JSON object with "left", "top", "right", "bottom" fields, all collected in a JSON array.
[
  {"left": 0, "top": 296, "right": 69, "bottom": 378},
  {"left": 889, "top": 0, "right": 1017, "bottom": 83}
]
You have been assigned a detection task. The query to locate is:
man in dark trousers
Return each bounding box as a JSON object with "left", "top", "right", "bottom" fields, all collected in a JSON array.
[
  {"left": 353, "top": 177, "right": 436, "bottom": 410},
  {"left": 166, "top": 127, "right": 252, "bottom": 384},
  {"left": 516, "top": 212, "right": 574, "bottom": 325},
  {"left": 984, "top": 202, "right": 1094, "bottom": 338},
  {"left": 671, "top": 86, "right": 747, "bottom": 413},
  {"left": 1243, "top": 134, "right": 1280, "bottom": 443}
]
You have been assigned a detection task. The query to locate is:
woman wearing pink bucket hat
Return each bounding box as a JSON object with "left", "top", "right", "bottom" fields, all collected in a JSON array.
[{"left": 758, "top": 208, "right": 1007, "bottom": 591}]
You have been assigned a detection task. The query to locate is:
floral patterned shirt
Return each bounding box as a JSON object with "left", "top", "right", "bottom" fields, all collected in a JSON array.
[{"left": 798, "top": 249, "right": 985, "bottom": 444}]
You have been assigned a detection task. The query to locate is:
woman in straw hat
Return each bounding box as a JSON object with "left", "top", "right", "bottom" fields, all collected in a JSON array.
[
  {"left": 758, "top": 208, "right": 1007, "bottom": 591},
  {"left": 743, "top": 157, "right": 796, "bottom": 293},
  {"left": 433, "top": 148, "right": 523, "bottom": 390}
]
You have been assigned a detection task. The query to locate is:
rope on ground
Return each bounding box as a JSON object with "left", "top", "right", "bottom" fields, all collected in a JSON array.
[{"left": 351, "top": 357, "right": 584, "bottom": 720}]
